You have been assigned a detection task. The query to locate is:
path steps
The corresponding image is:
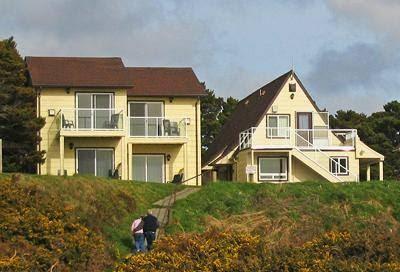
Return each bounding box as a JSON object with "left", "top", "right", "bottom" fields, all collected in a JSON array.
[{"left": 150, "top": 187, "right": 200, "bottom": 236}]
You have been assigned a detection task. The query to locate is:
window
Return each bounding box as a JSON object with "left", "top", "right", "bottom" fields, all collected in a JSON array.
[
  {"left": 76, "top": 93, "right": 114, "bottom": 129},
  {"left": 132, "top": 154, "right": 165, "bottom": 183},
  {"left": 129, "top": 102, "right": 164, "bottom": 136},
  {"left": 330, "top": 157, "right": 348, "bottom": 175},
  {"left": 267, "top": 115, "right": 290, "bottom": 138},
  {"left": 258, "top": 157, "right": 288, "bottom": 181},
  {"left": 76, "top": 148, "right": 114, "bottom": 177}
]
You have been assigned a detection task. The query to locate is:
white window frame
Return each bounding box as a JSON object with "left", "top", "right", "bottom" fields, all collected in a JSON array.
[
  {"left": 128, "top": 101, "right": 164, "bottom": 137},
  {"left": 258, "top": 157, "right": 288, "bottom": 181},
  {"left": 75, "top": 148, "right": 114, "bottom": 176},
  {"left": 330, "top": 157, "right": 349, "bottom": 176},
  {"left": 267, "top": 115, "right": 290, "bottom": 138},
  {"left": 132, "top": 154, "right": 165, "bottom": 183},
  {"left": 75, "top": 92, "right": 115, "bottom": 130}
]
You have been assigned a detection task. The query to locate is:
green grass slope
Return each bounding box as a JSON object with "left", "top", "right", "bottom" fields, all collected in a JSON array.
[
  {"left": 168, "top": 181, "right": 400, "bottom": 240},
  {"left": 0, "top": 174, "right": 176, "bottom": 271}
]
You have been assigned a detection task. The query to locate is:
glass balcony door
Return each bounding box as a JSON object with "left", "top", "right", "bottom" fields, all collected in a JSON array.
[
  {"left": 129, "top": 102, "right": 164, "bottom": 136},
  {"left": 76, "top": 148, "right": 114, "bottom": 177},
  {"left": 76, "top": 93, "right": 114, "bottom": 130},
  {"left": 132, "top": 154, "right": 165, "bottom": 182}
]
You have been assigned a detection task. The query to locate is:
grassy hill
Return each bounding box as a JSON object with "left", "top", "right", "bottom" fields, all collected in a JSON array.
[
  {"left": 0, "top": 174, "right": 177, "bottom": 271},
  {"left": 2, "top": 175, "right": 400, "bottom": 271},
  {"left": 117, "top": 180, "right": 400, "bottom": 271},
  {"left": 167, "top": 181, "right": 400, "bottom": 238}
]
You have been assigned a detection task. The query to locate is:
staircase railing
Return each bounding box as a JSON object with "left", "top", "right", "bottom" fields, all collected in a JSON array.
[{"left": 294, "top": 131, "right": 359, "bottom": 182}]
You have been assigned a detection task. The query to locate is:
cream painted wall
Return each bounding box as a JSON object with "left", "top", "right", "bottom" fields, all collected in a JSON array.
[
  {"left": 39, "top": 88, "right": 127, "bottom": 175},
  {"left": 127, "top": 97, "right": 201, "bottom": 185},
  {"left": 216, "top": 74, "right": 382, "bottom": 183},
  {"left": 250, "top": 77, "right": 346, "bottom": 148},
  {"left": 131, "top": 144, "right": 184, "bottom": 183},
  {"left": 38, "top": 89, "right": 201, "bottom": 186},
  {"left": 232, "top": 149, "right": 359, "bottom": 183}
]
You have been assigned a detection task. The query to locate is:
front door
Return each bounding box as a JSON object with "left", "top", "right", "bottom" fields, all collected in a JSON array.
[
  {"left": 132, "top": 154, "right": 165, "bottom": 182},
  {"left": 296, "top": 112, "right": 313, "bottom": 146}
]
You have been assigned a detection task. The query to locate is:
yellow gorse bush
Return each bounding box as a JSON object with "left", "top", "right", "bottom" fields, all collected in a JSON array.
[
  {"left": 0, "top": 177, "right": 111, "bottom": 271},
  {"left": 116, "top": 227, "right": 400, "bottom": 272}
]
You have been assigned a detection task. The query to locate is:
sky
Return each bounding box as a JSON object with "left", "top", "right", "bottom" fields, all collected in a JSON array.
[{"left": 1, "top": 0, "right": 399, "bottom": 114}]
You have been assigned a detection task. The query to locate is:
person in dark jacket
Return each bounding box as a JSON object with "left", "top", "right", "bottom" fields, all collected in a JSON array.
[{"left": 143, "top": 210, "right": 160, "bottom": 251}]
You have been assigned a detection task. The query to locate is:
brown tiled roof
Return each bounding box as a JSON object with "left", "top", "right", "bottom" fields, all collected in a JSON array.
[
  {"left": 126, "top": 67, "right": 206, "bottom": 97},
  {"left": 26, "top": 57, "right": 134, "bottom": 88},
  {"left": 203, "top": 70, "right": 293, "bottom": 167}
]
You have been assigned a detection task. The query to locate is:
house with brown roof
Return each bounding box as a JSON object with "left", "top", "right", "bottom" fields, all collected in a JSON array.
[
  {"left": 27, "top": 56, "right": 205, "bottom": 185},
  {"left": 203, "top": 70, "right": 384, "bottom": 183}
]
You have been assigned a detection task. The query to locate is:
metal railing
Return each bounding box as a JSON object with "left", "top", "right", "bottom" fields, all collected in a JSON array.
[
  {"left": 239, "top": 127, "right": 357, "bottom": 150},
  {"left": 58, "top": 108, "right": 124, "bottom": 131},
  {"left": 295, "top": 129, "right": 357, "bottom": 148},
  {"left": 129, "top": 117, "right": 188, "bottom": 137}
]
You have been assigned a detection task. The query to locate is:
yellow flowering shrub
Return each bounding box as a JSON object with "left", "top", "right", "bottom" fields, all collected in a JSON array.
[
  {"left": 116, "top": 228, "right": 263, "bottom": 272},
  {"left": 116, "top": 227, "right": 400, "bottom": 272},
  {"left": 0, "top": 177, "right": 111, "bottom": 271}
]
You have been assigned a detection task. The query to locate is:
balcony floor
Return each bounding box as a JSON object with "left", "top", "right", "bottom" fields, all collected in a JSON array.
[
  {"left": 127, "top": 136, "right": 188, "bottom": 144},
  {"left": 60, "top": 130, "right": 126, "bottom": 137}
]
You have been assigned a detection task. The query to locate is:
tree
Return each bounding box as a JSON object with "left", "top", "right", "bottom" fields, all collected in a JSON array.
[
  {"left": 200, "top": 87, "right": 238, "bottom": 156},
  {"left": 0, "top": 37, "right": 45, "bottom": 172},
  {"left": 330, "top": 102, "right": 400, "bottom": 180}
]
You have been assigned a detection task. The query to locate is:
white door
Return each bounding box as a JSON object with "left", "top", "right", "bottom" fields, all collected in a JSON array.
[{"left": 132, "top": 154, "right": 165, "bottom": 182}]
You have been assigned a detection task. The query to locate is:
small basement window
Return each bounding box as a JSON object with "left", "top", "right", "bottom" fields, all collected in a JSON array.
[
  {"left": 330, "top": 157, "right": 348, "bottom": 176},
  {"left": 258, "top": 157, "right": 288, "bottom": 181}
]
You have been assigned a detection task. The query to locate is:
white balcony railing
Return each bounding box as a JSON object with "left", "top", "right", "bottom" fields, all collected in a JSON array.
[
  {"left": 58, "top": 108, "right": 124, "bottom": 131},
  {"left": 129, "top": 117, "right": 188, "bottom": 137},
  {"left": 239, "top": 127, "right": 256, "bottom": 150},
  {"left": 295, "top": 129, "right": 357, "bottom": 148},
  {"left": 239, "top": 127, "right": 357, "bottom": 150}
]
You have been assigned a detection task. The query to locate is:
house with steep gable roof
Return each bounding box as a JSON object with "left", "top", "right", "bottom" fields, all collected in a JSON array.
[{"left": 203, "top": 70, "right": 384, "bottom": 183}]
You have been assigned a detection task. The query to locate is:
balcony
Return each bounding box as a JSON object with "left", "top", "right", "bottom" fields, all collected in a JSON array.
[
  {"left": 58, "top": 108, "right": 125, "bottom": 137},
  {"left": 128, "top": 117, "right": 188, "bottom": 144},
  {"left": 239, "top": 127, "right": 357, "bottom": 150}
]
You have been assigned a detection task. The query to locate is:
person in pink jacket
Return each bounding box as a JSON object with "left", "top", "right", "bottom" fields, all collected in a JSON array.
[{"left": 131, "top": 216, "right": 145, "bottom": 252}]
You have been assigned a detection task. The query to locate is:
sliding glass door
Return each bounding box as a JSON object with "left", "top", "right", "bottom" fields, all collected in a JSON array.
[
  {"left": 76, "top": 93, "right": 114, "bottom": 130},
  {"left": 76, "top": 148, "right": 114, "bottom": 177},
  {"left": 129, "top": 102, "right": 164, "bottom": 136},
  {"left": 132, "top": 154, "right": 164, "bottom": 183}
]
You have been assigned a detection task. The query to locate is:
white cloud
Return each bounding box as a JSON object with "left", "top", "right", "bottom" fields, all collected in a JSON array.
[{"left": 327, "top": 0, "right": 400, "bottom": 44}]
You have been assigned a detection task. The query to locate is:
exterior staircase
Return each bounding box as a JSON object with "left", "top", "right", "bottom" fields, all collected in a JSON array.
[{"left": 292, "top": 148, "right": 342, "bottom": 183}]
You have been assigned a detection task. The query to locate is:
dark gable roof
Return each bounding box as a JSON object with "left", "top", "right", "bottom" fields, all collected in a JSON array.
[
  {"left": 26, "top": 56, "right": 134, "bottom": 88},
  {"left": 203, "top": 70, "right": 293, "bottom": 166},
  {"left": 126, "top": 67, "right": 206, "bottom": 97}
]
